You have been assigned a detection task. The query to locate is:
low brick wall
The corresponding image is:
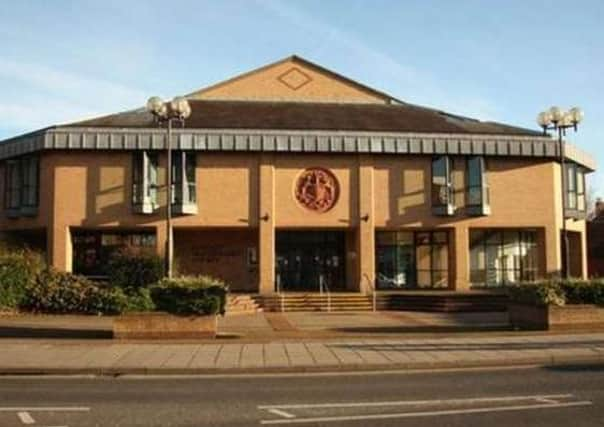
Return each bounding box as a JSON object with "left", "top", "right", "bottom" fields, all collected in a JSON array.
[
  {"left": 509, "top": 303, "right": 604, "bottom": 330},
  {"left": 113, "top": 313, "right": 217, "bottom": 339}
]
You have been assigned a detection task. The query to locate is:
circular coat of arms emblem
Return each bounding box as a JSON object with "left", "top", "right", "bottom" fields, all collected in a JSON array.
[{"left": 294, "top": 168, "right": 339, "bottom": 213}]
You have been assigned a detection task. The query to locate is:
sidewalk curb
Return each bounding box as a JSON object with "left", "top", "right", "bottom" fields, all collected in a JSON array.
[{"left": 1, "top": 354, "right": 602, "bottom": 376}]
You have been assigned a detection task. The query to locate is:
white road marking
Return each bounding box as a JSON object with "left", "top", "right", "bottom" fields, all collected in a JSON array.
[
  {"left": 267, "top": 409, "right": 296, "bottom": 419},
  {"left": 0, "top": 407, "right": 89, "bottom": 412},
  {"left": 17, "top": 411, "right": 35, "bottom": 424},
  {"left": 258, "top": 393, "right": 573, "bottom": 410},
  {"left": 259, "top": 400, "right": 593, "bottom": 424}
]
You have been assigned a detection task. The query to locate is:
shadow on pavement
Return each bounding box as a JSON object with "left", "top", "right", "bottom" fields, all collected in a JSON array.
[
  {"left": 0, "top": 326, "right": 112, "bottom": 339},
  {"left": 542, "top": 363, "right": 604, "bottom": 372},
  {"left": 332, "top": 325, "right": 511, "bottom": 334}
]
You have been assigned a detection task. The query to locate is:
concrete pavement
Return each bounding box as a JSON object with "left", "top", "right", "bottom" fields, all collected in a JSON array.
[{"left": 0, "top": 332, "right": 603, "bottom": 374}]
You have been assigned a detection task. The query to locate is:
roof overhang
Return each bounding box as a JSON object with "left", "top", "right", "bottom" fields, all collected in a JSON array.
[{"left": 0, "top": 127, "right": 596, "bottom": 171}]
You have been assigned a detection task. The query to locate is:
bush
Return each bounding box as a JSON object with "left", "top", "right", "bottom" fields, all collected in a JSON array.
[
  {"left": 107, "top": 247, "right": 164, "bottom": 291},
  {"left": 22, "top": 269, "right": 125, "bottom": 315},
  {"left": 507, "top": 281, "right": 566, "bottom": 306},
  {"left": 0, "top": 250, "right": 44, "bottom": 310},
  {"left": 119, "top": 288, "right": 156, "bottom": 313},
  {"left": 560, "top": 278, "right": 604, "bottom": 306},
  {"left": 151, "top": 275, "right": 228, "bottom": 316}
]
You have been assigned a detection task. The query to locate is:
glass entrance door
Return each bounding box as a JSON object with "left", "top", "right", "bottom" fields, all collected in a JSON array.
[{"left": 276, "top": 231, "right": 346, "bottom": 292}]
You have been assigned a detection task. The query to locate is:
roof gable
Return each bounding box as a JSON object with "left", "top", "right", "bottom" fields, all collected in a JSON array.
[{"left": 187, "top": 55, "right": 398, "bottom": 104}]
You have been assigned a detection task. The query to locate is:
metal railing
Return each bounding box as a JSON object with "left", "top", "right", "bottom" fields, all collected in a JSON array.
[
  {"left": 319, "top": 275, "right": 331, "bottom": 313},
  {"left": 275, "top": 274, "right": 285, "bottom": 313},
  {"left": 362, "top": 273, "right": 377, "bottom": 312}
]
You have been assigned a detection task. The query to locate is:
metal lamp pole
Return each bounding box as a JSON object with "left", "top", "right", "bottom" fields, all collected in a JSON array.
[
  {"left": 537, "top": 106, "right": 583, "bottom": 279},
  {"left": 146, "top": 96, "right": 192, "bottom": 278}
]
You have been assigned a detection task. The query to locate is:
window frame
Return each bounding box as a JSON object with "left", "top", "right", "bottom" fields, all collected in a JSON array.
[
  {"left": 375, "top": 230, "right": 450, "bottom": 290},
  {"left": 469, "top": 229, "right": 539, "bottom": 288},
  {"left": 431, "top": 155, "right": 454, "bottom": 215}
]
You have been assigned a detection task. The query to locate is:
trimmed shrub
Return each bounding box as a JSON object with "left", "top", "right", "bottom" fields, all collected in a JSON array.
[
  {"left": 107, "top": 247, "right": 164, "bottom": 291},
  {"left": 22, "top": 269, "right": 124, "bottom": 315},
  {"left": 120, "top": 288, "right": 156, "bottom": 313},
  {"left": 151, "top": 275, "right": 228, "bottom": 316},
  {"left": 560, "top": 278, "right": 604, "bottom": 306},
  {"left": 507, "top": 281, "right": 566, "bottom": 306},
  {"left": 0, "top": 250, "right": 44, "bottom": 310}
]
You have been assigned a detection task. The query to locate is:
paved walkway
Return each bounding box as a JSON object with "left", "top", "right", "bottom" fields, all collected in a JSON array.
[{"left": 0, "top": 333, "right": 603, "bottom": 374}]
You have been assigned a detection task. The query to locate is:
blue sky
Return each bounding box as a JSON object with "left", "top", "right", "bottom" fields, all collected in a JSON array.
[{"left": 0, "top": 0, "right": 602, "bottom": 198}]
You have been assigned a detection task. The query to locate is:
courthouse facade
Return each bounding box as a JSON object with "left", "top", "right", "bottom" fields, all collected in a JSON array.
[{"left": 0, "top": 56, "right": 596, "bottom": 295}]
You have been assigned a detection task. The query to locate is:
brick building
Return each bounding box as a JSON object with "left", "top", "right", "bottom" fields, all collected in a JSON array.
[{"left": 0, "top": 56, "right": 597, "bottom": 296}]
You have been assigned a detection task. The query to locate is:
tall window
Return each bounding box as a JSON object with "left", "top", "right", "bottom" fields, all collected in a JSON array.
[
  {"left": 132, "top": 151, "right": 158, "bottom": 212},
  {"left": 466, "top": 156, "right": 489, "bottom": 213},
  {"left": 470, "top": 229, "right": 539, "bottom": 287},
  {"left": 432, "top": 156, "right": 453, "bottom": 215},
  {"left": 21, "top": 156, "right": 39, "bottom": 208},
  {"left": 376, "top": 230, "right": 449, "bottom": 290},
  {"left": 4, "top": 155, "right": 39, "bottom": 216},
  {"left": 172, "top": 151, "right": 196, "bottom": 205},
  {"left": 5, "top": 160, "right": 21, "bottom": 211},
  {"left": 565, "top": 163, "right": 586, "bottom": 214}
]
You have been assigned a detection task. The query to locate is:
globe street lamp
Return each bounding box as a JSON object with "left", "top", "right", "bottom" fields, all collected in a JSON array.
[
  {"left": 536, "top": 106, "right": 584, "bottom": 279},
  {"left": 146, "top": 96, "right": 192, "bottom": 278}
]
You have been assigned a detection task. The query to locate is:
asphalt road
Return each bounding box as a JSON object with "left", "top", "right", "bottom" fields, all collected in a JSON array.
[{"left": 0, "top": 365, "right": 603, "bottom": 426}]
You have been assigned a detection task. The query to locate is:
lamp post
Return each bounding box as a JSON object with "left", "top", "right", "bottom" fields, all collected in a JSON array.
[
  {"left": 536, "top": 106, "right": 584, "bottom": 279},
  {"left": 146, "top": 96, "right": 192, "bottom": 278}
]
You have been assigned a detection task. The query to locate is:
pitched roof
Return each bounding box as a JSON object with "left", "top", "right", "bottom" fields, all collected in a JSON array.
[
  {"left": 186, "top": 55, "right": 402, "bottom": 104},
  {"left": 67, "top": 100, "right": 541, "bottom": 136}
]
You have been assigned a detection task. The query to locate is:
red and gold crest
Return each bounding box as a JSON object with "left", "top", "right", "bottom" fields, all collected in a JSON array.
[{"left": 294, "top": 168, "right": 339, "bottom": 213}]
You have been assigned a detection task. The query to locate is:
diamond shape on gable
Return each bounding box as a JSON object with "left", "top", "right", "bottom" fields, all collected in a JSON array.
[{"left": 277, "top": 67, "right": 313, "bottom": 91}]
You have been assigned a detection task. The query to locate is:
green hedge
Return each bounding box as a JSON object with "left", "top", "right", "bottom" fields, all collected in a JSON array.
[
  {"left": 151, "top": 276, "right": 228, "bottom": 316},
  {"left": 107, "top": 248, "right": 164, "bottom": 291},
  {"left": 22, "top": 269, "right": 125, "bottom": 314},
  {"left": 0, "top": 250, "right": 44, "bottom": 310},
  {"left": 507, "top": 279, "right": 604, "bottom": 306}
]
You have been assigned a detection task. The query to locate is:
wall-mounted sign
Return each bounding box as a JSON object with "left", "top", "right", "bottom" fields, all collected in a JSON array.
[{"left": 294, "top": 168, "right": 339, "bottom": 213}]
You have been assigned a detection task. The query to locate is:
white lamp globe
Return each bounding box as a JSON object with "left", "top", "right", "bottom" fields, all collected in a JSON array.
[
  {"left": 537, "top": 111, "right": 551, "bottom": 127},
  {"left": 146, "top": 96, "right": 164, "bottom": 114},
  {"left": 549, "top": 106, "right": 563, "bottom": 123},
  {"left": 569, "top": 107, "right": 584, "bottom": 124}
]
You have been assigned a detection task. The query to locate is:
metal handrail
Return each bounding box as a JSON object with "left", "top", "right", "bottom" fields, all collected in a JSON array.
[
  {"left": 276, "top": 273, "right": 284, "bottom": 313},
  {"left": 362, "top": 273, "right": 377, "bottom": 312},
  {"left": 319, "top": 275, "right": 331, "bottom": 313}
]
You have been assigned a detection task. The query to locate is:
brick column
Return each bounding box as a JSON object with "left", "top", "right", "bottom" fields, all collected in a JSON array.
[
  {"left": 357, "top": 156, "right": 375, "bottom": 294},
  {"left": 48, "top": 225, "right": 72, "bottom": 272},
  {"left": 258, "top": 155, "right": 275, "bottom": 295},
  {"left": 453, "top": 226, "right": 469, "bottom": 290}
]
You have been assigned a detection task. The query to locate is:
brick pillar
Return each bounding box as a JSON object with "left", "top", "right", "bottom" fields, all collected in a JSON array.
[
  {"left": 453, "top": 226, "right": 469, "bottom": 290},
  {"left": 258, "top": 155, "right": 275, "bottom": 295},
  {"left": 48, "top": 225, "right": 72, "bottom": 272},
  {"left": 357, "top": 156, "right": 375, "bottom": 294}
]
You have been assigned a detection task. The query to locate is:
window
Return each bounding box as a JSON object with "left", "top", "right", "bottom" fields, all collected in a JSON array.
[
  {"left": 171, "top": 151, "right": 197, "bottom": 214},
  {"left": 376, "top": 230, "right": 449, "bottom": 290},
  {"left": 132, "top": 151, "right": 158, "bottom": 213},
  {"left": 466, "top": 157, "right": 489, "bottom": 215},
  {"left": 432, "top": 156, "right": 453, "bottom": 215},
  {"left": 470, "top": 229, "right": 539, "bottom": 288},
  {"left": 565, "top": 163, "right": 586, "bottom": 214},
  {"left": 4, "top": 155, "right": 39, "bottom": 216},
  {"left": 5, "top": 160, "right": 21, "bottom": 211},
  {"left": 72, "top": 229, "right": 156, "bottom": 276},
  {"left": 172, "top": 151, "right": 196, "bottom": 205},
  {"left": 21, "top": 156, "right": 39, "bottom": 208}
]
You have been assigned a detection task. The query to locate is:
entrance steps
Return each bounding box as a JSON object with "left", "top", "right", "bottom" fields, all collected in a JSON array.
[
  {"left": 375, "top": 293, "right": 508, "bottom": 312},
  {"left": 254, "top": 294, "right": 374, "bottom": 312},
  {"left": 225, "top": 295, "right": 263, "bottom": 316},
  {"left": 252, "top": 292, "right": 508, "bottom": 313}
]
